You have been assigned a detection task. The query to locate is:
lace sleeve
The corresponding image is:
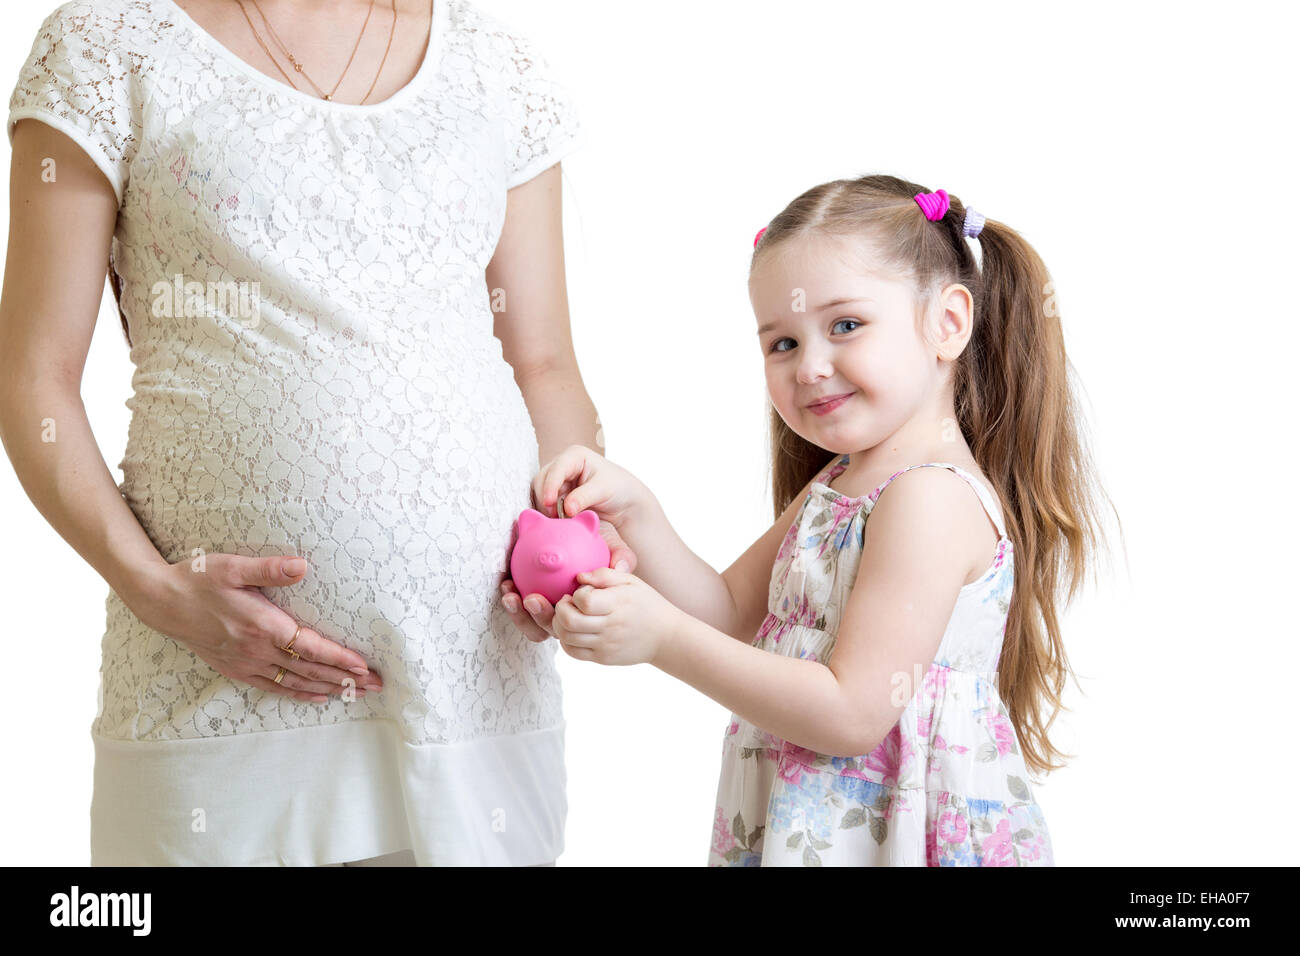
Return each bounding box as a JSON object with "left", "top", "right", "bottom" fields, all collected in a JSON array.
[
  {"left": 500, "top": 25, "right": 584, "bottom": 189},
  {"left": 6, "top": 1, "right": 148, "bottom": 206}
]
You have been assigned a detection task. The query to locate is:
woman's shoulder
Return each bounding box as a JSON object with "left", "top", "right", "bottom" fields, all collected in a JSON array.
[
  {"left": 18, "top": 0, "right": 174, "bottom": 80},
  {"left": 443, "top": 0, "right": 566, "bottom": 70},
  {"left": 9, "top": 0, "right": 171, "bottom": 205},
  {"left": 442, "top": 0, "right": 523, "bottom": 49},
  {"left": 30, "top": 0, "right": 170, "bottom": 45}
]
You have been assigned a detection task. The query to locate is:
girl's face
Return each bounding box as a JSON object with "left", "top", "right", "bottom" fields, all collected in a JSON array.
[{"left": 750, "top": 233, "right": 944, "bottom": 457}]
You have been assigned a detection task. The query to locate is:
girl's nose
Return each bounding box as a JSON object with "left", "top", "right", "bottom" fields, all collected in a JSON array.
[{"left": 796, "top": 354, "right": 833, "bottom": 384}]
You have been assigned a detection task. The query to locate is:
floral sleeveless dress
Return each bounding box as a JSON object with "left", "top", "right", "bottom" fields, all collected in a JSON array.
[{"left": 708, "top": 455, "right": 1055, "bottom": 866}]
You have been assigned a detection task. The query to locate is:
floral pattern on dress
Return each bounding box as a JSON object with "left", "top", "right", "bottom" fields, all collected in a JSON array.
[{"left": 709, "top": 455, "right": 1055, "bottom": 866}]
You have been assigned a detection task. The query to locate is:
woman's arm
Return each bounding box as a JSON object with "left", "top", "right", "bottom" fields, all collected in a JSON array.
[
  {"left": 0, "top": 119, "right": 167, "bottom": 606},
  {"left": 489, "top": 162, "right": 644, "bottom": 640},
  {"left": 486, "top": 163, "right": 601, "bottom": 465},
  {"left": 0, "top": 119, "right": 375, "bottom": 700}
]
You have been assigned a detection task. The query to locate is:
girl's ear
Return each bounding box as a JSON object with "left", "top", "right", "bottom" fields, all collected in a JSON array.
[
  {"left": 574, "top": 509, "right": 600, "bottom": 534},
  {"left": 517, "top": 508, "right": 547, "bottom": 534},
  {"left": 934, "top": 282, "right": 975, "bottom": 360}
]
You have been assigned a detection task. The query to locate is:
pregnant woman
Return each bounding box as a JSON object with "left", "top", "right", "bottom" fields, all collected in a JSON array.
[{"left": 0, "top": 0, "right": 624, "bottom": 866}]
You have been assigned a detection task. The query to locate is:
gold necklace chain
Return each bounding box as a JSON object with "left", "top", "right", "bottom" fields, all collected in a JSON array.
[
  {"left": 253, "top": 0, "right": 374, "bottom": 100},
  {"left": 235, "top": 0, "right": 398, "bottom": 105}
]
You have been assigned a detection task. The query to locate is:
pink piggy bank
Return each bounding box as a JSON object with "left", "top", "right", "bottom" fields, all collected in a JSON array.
[{"left": 509, "top": 508, "right": 611, "bottom": 606}]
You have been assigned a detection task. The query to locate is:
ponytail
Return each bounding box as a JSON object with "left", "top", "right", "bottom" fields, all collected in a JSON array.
[{"left": 958, "top": 217, "right": 1118, "bottom": 776}]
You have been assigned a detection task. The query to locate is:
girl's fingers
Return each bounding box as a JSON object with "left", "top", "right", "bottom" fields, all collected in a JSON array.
[
  {"left": 536, "top": 447, "right": 590, "bottom": 518},
  {"left": 559, "top": 643, "right": 597, "bottom": 662},
  {"left": 546, "top": 479, "right": 575, "bottom": 519},
  {"left": 530, "top": 471, "right": 550, "bottom": 516},
  {"left": 570, "top": 584, "right": 611, "bottom": 616},
  {"left": 560, "top": 475, "right": 604, "bottom": 518},
  {"left": 577, "top": 567, "right": 628, "bottom": 587},
  {"left": 556, "top": 628, "right": 598, "bottom": 650},
  {"left": 559, "top": 487, "right": 582, "bottom": 517},
  {"left": 532, "top": 465, "right": 558, "bottom": 516},
  {"left": 542, "top": 448, "right": 582, "bottom": 510},
  {"left": 553, "top": 596, "right": 600, "bottom": 645}
]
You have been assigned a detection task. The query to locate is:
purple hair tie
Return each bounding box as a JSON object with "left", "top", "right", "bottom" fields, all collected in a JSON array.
[{"left": 962, "top": 206, "right": 986, "bottom": 238}]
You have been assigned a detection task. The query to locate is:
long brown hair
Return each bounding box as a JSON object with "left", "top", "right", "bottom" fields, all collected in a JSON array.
[
  {"left": 108, "top": 254, "right": 131, "bottom": 348},
  {"left": 754, "top": 173, "right": 1119, "bottom": 778}
]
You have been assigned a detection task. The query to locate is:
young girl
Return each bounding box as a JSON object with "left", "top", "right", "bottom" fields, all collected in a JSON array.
[{"left": 501, "top": 173, "right": 1112, "bottom": 866}]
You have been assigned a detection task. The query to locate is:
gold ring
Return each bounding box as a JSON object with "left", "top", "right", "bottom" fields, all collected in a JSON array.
[
  {"left": 273, "top": 667, "right": 286, "bottom": 684},
  {"left": 288, "top": 649, "right": 301, "bottom": 661},
  {"left": 284, "top": 623, "right": 302, "bottom": 652}
]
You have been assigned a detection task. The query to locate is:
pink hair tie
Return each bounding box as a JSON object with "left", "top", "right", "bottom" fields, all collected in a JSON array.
[
  {"left": 753, "top": 226, "right": 768, "bottom": 248},
  {"left": 913, "top": 189, "right": 949, "bottom": 221}
]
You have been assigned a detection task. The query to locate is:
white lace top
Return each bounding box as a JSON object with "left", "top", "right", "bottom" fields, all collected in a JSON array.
[{"left": 7, "top": 0, "right": 584, "bottom": 865}]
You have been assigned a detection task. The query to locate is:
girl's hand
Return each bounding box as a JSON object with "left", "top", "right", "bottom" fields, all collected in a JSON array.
[
  {"left": 532, "top": 444, "right": 651, "bottom": 534},
  {"left": 499, "top": 517, "right": 636, "bottom": 643},
  {"left": 550, "top": 566, "right": 683, "bottom": 667},
  {"left": 131, "top": 554, "right": 384, "bottom": 702}
]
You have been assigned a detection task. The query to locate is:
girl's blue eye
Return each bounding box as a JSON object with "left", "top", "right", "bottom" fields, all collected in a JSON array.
[{"left": 768, "top": 319, "right": 861, "bottom": 354}]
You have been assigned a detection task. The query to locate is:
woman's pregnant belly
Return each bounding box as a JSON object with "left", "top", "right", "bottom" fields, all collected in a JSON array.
[{"left": 103, "top": 327, "right": 558, "bottom": 744}]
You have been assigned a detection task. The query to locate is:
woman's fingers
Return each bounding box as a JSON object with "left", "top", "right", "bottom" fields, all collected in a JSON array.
[
  {"left": 521, "top": 593, "right": 556, "bottom": 630},
  {"left": 257, "top": 664, "right": 370, "bottom": 698},
  {"left": 598, "top": 520, "right": 636, "bottom": 573},
  {"left": 234, "top": 554, "right": 313, "bottom": 589},
  {"left": 267, "top": 652, "right": 375, "bottom": 696},
  {"left": 272, "top": 623, "right": 383, "bottom": 691},
  {"left": 499, "top": 580, "right": 554, "bottom": 642},
  {"left": 225, "top": 554, "right": 382, "bottom": 691},
  {"left": 244, "top": 672, "right": 330, "bottom": 703}
]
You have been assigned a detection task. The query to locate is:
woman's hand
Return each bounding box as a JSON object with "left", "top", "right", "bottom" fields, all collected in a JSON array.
[
  {"left": 499, "top": 517, "right": 635, "bottom": 642},
  {"left": 551, "top": 566, "right": 683, "bottom": 667},
  {"left": 130, "top": 554, "right": 384, "bottom": 702}
]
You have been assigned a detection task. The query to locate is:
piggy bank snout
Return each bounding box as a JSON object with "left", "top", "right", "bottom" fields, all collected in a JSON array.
[{"left": 534, "top": 549, "right": 565, "bottom": 570}]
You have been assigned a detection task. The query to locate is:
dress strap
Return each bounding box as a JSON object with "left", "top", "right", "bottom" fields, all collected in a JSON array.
[
  {"left": 869, "top": 462, "right": 1008, "bottom": 539},
  {"left": 814, "top": 453, "right": 850, "bottom": 487}
]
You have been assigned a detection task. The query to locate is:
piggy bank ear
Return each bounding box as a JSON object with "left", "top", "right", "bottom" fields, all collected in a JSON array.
[
  {"left": 574, "top": 510, "right": 600, "bottom": 535},
  {"left": 517, "top": 509, "right": 547, "bottom": 534}
]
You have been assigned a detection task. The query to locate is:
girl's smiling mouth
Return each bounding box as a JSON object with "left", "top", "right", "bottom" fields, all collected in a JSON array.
[{"left": 806, "top": 391, "right": 855, "bottom": 415}]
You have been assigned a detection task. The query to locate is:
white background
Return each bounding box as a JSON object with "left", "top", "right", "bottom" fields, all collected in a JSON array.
[{"left": 0, "top": 0, "right": 1294, "bottom": 866}]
